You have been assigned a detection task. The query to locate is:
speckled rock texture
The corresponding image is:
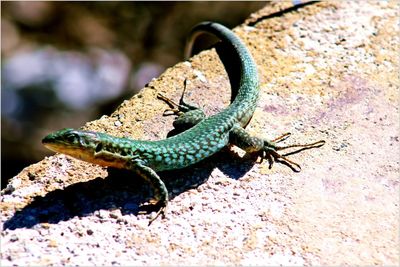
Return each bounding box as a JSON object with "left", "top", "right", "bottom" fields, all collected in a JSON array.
[{"left": 1, "top": 2, "right": 399, "bottom": 266}]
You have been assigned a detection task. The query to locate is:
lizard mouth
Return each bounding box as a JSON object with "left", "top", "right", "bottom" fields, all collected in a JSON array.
[{"left": 42, "top": 140, "right": 83, "bottom": 156}]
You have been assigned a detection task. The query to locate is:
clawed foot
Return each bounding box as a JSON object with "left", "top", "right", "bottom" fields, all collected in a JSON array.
[
  {"left": 157, "top": 93, "right": 184, "bottom": 116},
  {"left": 157, "top": 79, "right": 199, "bottom": 116},
  {"left": 139, "top": 199, "right": 167, "bottom": 226},
  {"left": 262, "top": 132, "right": 325, "bottom": 172}
]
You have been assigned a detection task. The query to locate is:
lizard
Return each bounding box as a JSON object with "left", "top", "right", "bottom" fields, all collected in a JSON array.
[{"left": 42, "top": 22, "right": 325, "bottom": 224}]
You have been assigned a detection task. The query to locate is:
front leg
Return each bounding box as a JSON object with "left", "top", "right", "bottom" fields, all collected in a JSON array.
[
  {"left": 127, "top": 160, "right": 168, "bottom": 225},
  {"left": 229, "top": 124, "right": 325, "bottom": 172}
]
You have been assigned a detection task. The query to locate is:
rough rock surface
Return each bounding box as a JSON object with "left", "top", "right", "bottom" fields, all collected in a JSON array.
[{"left": 1, "top": 2, "right": 399, "bottom": 266}]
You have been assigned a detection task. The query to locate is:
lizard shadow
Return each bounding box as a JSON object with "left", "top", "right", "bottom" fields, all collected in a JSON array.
[{"left": 3, "top": 149, "right": 255, "bottom": 230}]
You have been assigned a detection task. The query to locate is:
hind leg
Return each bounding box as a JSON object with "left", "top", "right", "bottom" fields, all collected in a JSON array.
[
  {"left": 157, "top": 79, "right": 206, "bottom": 130},
  {"left": 229, "top": 124, "right": 325, "bottom": 172}
]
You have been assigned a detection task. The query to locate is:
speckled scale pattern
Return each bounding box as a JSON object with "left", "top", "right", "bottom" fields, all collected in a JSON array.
[{"left": 127, "top": 112, "right": 237, "bottom": 171}]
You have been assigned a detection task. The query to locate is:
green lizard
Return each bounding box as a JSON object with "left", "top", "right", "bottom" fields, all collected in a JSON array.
[{"left": 42, "top": 22, "right": 325, "bottom": 224}]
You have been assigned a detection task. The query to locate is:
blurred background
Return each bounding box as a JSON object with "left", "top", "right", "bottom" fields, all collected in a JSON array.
[{"left": 1, "top": 2, "right": 267, "bottom": 188}]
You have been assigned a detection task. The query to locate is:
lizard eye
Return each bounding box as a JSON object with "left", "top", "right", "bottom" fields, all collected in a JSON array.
[{"left": 65, "top": 133, "right": 78, "bottom": 143}]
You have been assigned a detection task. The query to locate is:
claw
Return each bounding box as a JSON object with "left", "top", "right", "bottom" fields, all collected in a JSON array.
[
  {"left": 157, "top": 93, "right": 179, "bottom": 108},
  {"left": 148, "top": 204, "right": 167, "bottom": 226},
  {"left": 157, "top": 93, "right": 180, "bottom": 108},
  {"left": 138, "top": 200, "right": 167, "bottom": 226},
  {"left": 262, "top": 149, "right": 301, "bottom": 172},
  {"left": 271, "top": 150, "right": 301, "bottom": 172},
  {"left": 279, "top": 140, "right": 325, "bottom": 159},
  {"left": 271, "top": 132, "right": 291, "bottom": 143},
  {"left": 276, "top": 140, "right": 326, "bottom": 152},
  {"left": 263, "top": 135, "right": 325, "bottom": 172},
  {"left": 157, "top": 79, "right": 199, "bottom": 116},
  {"left": 157, "top": 93, "right": 185, "bottom": 116}
]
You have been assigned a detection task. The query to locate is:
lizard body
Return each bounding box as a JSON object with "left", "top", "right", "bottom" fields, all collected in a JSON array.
[{"left": 42, "top": 22, "right": 324, "bottom": 223}]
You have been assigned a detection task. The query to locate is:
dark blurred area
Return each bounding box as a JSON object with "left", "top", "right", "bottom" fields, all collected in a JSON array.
[{"left": 1, "top": 2, "right": 266, "bottom": 188}]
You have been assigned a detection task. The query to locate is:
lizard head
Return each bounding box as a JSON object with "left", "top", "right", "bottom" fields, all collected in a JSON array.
[
  {"left": 42, "top": 128, "right": 129, "bottom": 168},
  {"left": 42, "top": 128, "right": 100, "bottom": 160}
]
